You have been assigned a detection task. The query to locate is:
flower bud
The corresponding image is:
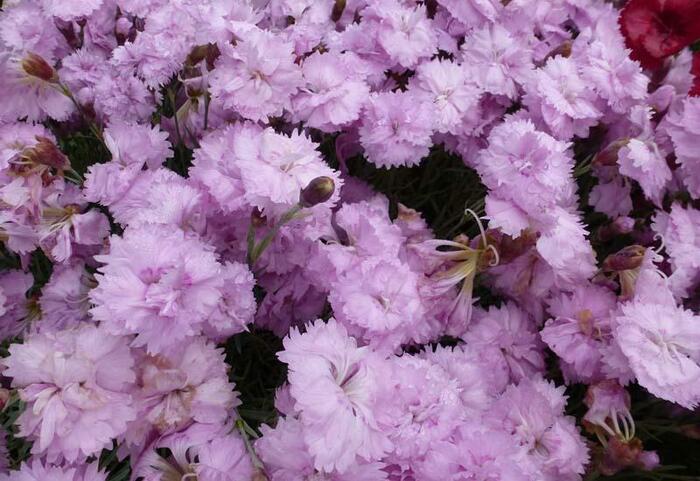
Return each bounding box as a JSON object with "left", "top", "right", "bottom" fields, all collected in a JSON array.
[
  {"left": 602, "top": 245, "right": 646, "bottom": 272},
  {"left": 299, "top": 176, "right": 335, "bottom": 208},
  {"left": 251, "top": 207, "right": 267, "bottom": 228},
  {"left": 0, "top": 388, "right": 9, "bottom": 411},
  {"left": 21, "top": 52, "right": 58, "bottom": 83},
  {"left": 542, "top": 40, "right": 572, "bottom": 64},
  {"left": 593, "top": 139, "right": 629, "bottom": 167},
  {"left": 331, "top": 0, "right": 346, "bottom": 21}
]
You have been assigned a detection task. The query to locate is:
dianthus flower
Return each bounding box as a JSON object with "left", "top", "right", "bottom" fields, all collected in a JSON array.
[
  {"left": 652, "top": 203, "right": 700, "bottom": 299},
  {"left": 278, "top": 319, "right": 392, "bottom": 473},
  {"left": 416, "top": 425, "right": 530, "bottom": 481},
  {"left": 90, "top": 224, "right": 255, "bottom": 353},
  {"left": 358, "top": 91, "right": 435, "bottom": 168},
  {"left": 108, "top": 169, "right": 208, "bottom": 232},
  {"left": 476, "top": 118, "right": 576, "bottom": 236},
  {"left": 256, "top": 416, "right": 387, "bottom": 481},
  {"left": 485, "top": 378, "right": 589, "bottom": 480},
  {"left": 292, "top": 51, "right": 370, "bottom": 132},
  {"left": 134, "top": 423, "right": 253, "bottom": 481},
  {"left": 127, "top": 338, "right": 239, "bottom": 446},
  {"left": 664, "top": 96, "right": 700, "bottom": 198},
  {"left": 37, "top": 260, "right": 94, "bottom": 333},
  {"left": 2, "top": 325, "right": 136, "bottom": 463},
  {"left": 0, "top": 460, "right": 107, "bottom": 481},
  {"left": 380, "top": 356, "right": 463, "bottom": 464},
  {"left": 525, "top": 56, "right": 602, "bottom": 140},
  {"left": 362, "top": 0, "right": 438, "bottom": 69},
  {"left": 465, "top": 302, "right": 545, "bottom": 382},
  {"left": 614, "top": 301, "right": 700, "bottom": 408},
  {"left": 412, "top": 59, "right": 482, "bottom": 135},
  {"left": 191, "top": 123, "right": 341, "bottom": 217},
  {"left": 0, "top": 52, "right": 73, "bottom": 123},
  {"left": 542, "top": 284, "right": 617, "bottom": 382},
  {"left": 619, "top": 0, "right": 700, "bottom": 70},
  {"left": 328, "top": 258, "right": 428, "bottom": 352},
  {"left": 209, "top": 27, "right": 302, "bottom": 122},
  {"left": 437, "top": 0, "right": 502, "bottom": 28},
  {"left": 0, "top": 270, "right": 34, "bottom": 340},
  {"left": 460, "top": 24, "right": 534, "bottom": 99}
]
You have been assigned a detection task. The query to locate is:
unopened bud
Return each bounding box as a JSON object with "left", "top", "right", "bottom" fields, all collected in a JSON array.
[
  {"left": 593, "top": 139, "right": 629, "bottom": 167},
  {"left": 21, "top": 53, "right": 58, "bottom": 83},
  {"left": 0, "top": 388, "right": 9, "bottom": 411},
  {"left": 251, "top": 207, "right": 267, "bottom": 227},
  {"left": 602, "top": 245, "right": 646, "bottom": 272},
  {"left": 542, "top": 40, "right": 573, "bottom": 64},
  {"left": 21, "top": 137, "right": 70, "bottom": 170},
  {"left": 299, "top": 176, "right": 335, "bottom": 208},
  {"left": 331, "top": 0, "right": 347, "bottom": 21}
]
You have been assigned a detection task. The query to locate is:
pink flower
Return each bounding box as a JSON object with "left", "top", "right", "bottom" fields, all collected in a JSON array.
[
  {"left": 2, "top": 325, "right": 136, "bottom": 463},
  {"left": 328, "top": 258, "right": 428, "bottom": 352},
  {"left": 128, "top": 338, "right": 239, "bottom": 445},
  {"left": 380, "top": 356, "right": 463, "bottom": 463},
  {"left": 465, "top": 302, "right": 545, "bottom": 382},
  {"left": 42, "top": 0, "right": 104, "bottom": 20},
  {"left": 484, "top": 378, "right": 589, "bottom": 480},
  {"left": 0, "top": 270, "right": 34, "bottom": 340},
  {"left": 542, "top": 283, "right": 617, "bottom": 383},
  {"left": 0, "top": 460, "right": 107, "bottom": 481},
  {"left": 437, "top": 0, "right": 502, "bottom": 28},
  {"left": 210, "top": 27, "right": 303, "bottom": 122},
  {"left": 460, "top": 24, "right": 534, "bottom": 99},
  {"left": 278, "top": 319, "right": 392, "bottom": 472},
  {"left": 134, "top": 423, "right": 253, "bottom": 481},
  {"left": 257, "top": 416, "right": 387, "bottom": 481},
  {"left": 359, "top": 91, "right": 435, "bottom": 168},
  {"left": 614, "top": 301, "right": 700, "bottom": 409},
  {"left": 416, "top": 426, "right": 529, "bottom": 481},
  {"left": 525, "top": 56, "right": 602, "bottom": 140},
  {"left": 653, "top": 203, "right": 700, "bottom": 299},
  {"left": 191, "top": 123, "right": 341, "bottom": 217},
  {"left": 412, "top": 59, "right": 482, "bottom": 134},
  {"left": 90, "top": 224, "right": 254, "bottom": 353},
  {"left": 363, "top": 0, "right": 438, "bottom": 69},
  {"left": 477, "top": 118, "right": 576, "bottom": 236},
  {"left": 292, "top": 51, "right": 370, "bottom": 132},
  {"left": 617, "top": 137, "right": 671, "bottom": 206},
  {"left": 0, "top": 52, "right": 73, "bottom": 123},
  {"left": 664, "top": 96, "right": 700, "bottom": 199},
  {"left": 107, "top": 169, "right": 208, "bottom": 232},
  {"left": 37, "top": 260, "right": 94, "bottom": 334}
]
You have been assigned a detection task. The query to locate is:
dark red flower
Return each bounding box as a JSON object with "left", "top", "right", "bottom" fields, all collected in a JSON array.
[
  {"left": 691, "top": 50, "right": 700, "bottom": 96},
  {"left": 619, "top": 0, "right": 700, "bottom": 70}
]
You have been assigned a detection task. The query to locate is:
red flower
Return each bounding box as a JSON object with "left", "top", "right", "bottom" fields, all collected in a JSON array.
[
  {"left": 691, "top": 50, "right": 700, "bottom": 96},
  {"left": 619, "top": 0, "right": 700, "bottom": 70}
]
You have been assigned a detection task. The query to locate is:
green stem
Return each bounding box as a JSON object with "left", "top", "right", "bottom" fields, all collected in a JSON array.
[
  {"left": 59, "top": 83, "right": 107, "bottom": 151},
  {"left": 236, "top": 418, "right": 264, "bottom": 469},
  {"left": 248, "top": 204, "right": 302, "bottom": 266}
]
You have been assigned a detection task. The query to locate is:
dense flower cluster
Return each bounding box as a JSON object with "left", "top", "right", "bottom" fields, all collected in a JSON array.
[{"left": 0, "top": 0, "right": 699, "bottom": 480}]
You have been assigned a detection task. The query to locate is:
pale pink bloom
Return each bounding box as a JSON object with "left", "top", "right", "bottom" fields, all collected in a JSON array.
[
  {"left": 412, "top": 59, "right": 482, "bottom": 134},
  {"left": 278, "top": 319, "right": 392, "bottom": 472},
  {"left": 210, "top": 27, "right": 302, "bottom": 122},
  {"left": 2, "top": 325, "right": 136, "bottom": 463},
  {"left": 359, "top": 91, "right": 435, "bottom": 168},
  {"left": 614, "top": 301, "right": 700, "bottom": 409},
  {"left": 292, "top": 51, "right": 370, "bottom": 132}
]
